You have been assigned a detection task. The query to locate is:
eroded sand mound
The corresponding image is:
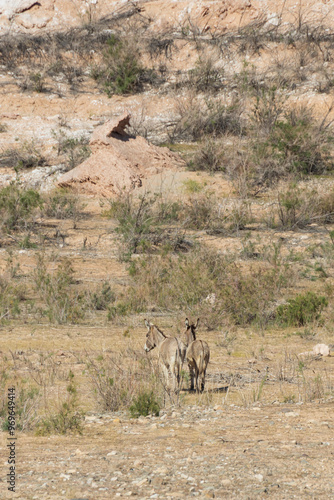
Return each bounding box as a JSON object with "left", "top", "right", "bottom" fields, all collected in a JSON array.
[{"left": 57, "top": 113, "right": 185, "bottom": 196}]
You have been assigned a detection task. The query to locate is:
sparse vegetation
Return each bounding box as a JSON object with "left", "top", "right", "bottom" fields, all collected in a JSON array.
[
  {"left": 43, "top": 189, "right": 86, "bottom": 227},
  {"left": 84, "top": 350, "right": 163, "bottom": 412},
  {"left": 52, "top": 130, "right": 91, "bottom": 171},
  {"left": 0, "top": 183, "right": 43, "bottom": 233},
  {"left": 36, "top": 371, "right": 84, "bottom": 435},
  {"left": 0, "top": 142, "right": 46, "bottom": 170},
  {"left": 129, "top": 390, "right": 161, "bottom": 418},
  {"left": 276, "top": 291, "right": 328, "bottom": 326},
  {"left": 33, "top": 255, "right": 85, "bottom": 324},
  {"left": 94, "top": 35, "right": 153, "bottom": 96}
]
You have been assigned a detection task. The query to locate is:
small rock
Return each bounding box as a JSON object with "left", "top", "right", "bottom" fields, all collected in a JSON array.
[
  {"left": 137, "top": 478, "right": 149, "bottom": 486},
  {"left": 221, "top": 479, "right": 231, "bottom": 486},
  {"left": 255, "top": 474, "right": 264, "bottom": 482}
]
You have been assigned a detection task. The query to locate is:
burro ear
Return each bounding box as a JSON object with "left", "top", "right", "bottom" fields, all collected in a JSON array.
[
  {"left": 195, "top": 318, "right": 200, "bottom": 329},
  {"left": 144, "top": 319, "right": 150, "bottom": 330},
  {"left": 185, "top": 318, "right": 190, "bottom": 327}
]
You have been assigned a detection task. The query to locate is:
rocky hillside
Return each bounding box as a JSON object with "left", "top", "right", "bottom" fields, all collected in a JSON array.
[{"left": 1, "top": 1, "right": 334, "bottom": 499}]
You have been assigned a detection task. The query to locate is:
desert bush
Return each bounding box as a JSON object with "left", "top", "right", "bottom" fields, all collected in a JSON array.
[
  {"left": 29, "top": 72, "right": 46, "bottom": 92},
  {"left": 188, "top": 139, "right": 224, "bottom": 173},
  {"left": 105, "top": 191, "right": 190, "bottom": 259},
  {"left": 36, "top": 371, "right": 84, "bottom": 435},
  {"left": 52, "top": 130, "right": 90, "bottom": 171},
  {"left": 264, "top": 185, "right": 334, "bottom": 230},
  {"left": 0, "top": 183, "right": 43, "bottom": 233},
  {"left": 129, "top": 390, "right": 161, "bottom": 418},
  {"left": 86, "top": 281, "right": 116, "bottom": 311},
  {"left": 249, "top": 102, "right": 334, "bottom": 188},
  {"left": 276, "top": 291, "right": 328, "bottom": 326},
  {"left": 188, "top": 55, "right": 224, "bottom": 92},
  {"left": 0, "top": 275, "right": 25, "bottom": 323},
  {"left": 0, "top": 250, "right": 26, "bottom": 322},
  {"left": 33, "top": 255, "right": 85, "bottom": 324},
  {"left": 126, "top": 247, "right": 292, "bottom": 327},
  {"left": 0, "top": 365, "right": 40, "bottom": 432},
  {"left": 1, "top": 385, "right": 40, "bottom": 432},
  {"left": 229, "top": 96, "right": 334, "bottom": 193},
  {"left": 43, "top": 189, "right": 86, "bottom": 227},
  {"left": 169, "top": 96, "right": 243, "bottom": 143},
  {"left": 181, "top": 194, "right": 252, "bottom": 234},
  {"left": 84, "top": 349, "right": 163, "bottom": 412},
  {"left": 94, "top": 35, "right": 153, "bottom": 96},
  {"left": 0, "top": 142, "right": 46, "bottom": 170},
  {"left": 181, "top": 193, "right": 214, "bottom": 230}
]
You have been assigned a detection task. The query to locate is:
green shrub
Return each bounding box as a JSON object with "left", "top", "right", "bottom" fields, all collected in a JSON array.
[
  {"left": 188, "top": 139, "right": 224, "bottom": 173},
  {"left": 0, "top": 142, "right": 46, "bottom": 169},
  {"left": 267, "top": 185, "right": 334, "bottom": 229},
  {"left": 276, "top": 291, "right": 328, "bottom": 326},
  {"left": 249, "top": 102, "right": 334, "bottom": 187},
  {"left": 85, "top": 350, "right": 163, "bottom": 412},
  {"left": 33, "top": 255, "right": 85, "bottom": 324},
  {"left": 0, "top": 383, "right": 40, "bottom": 432},
  {"left": 36, "top": 371, "right": 84, "bottom": 435},
  {"left": 126, "top": 247, "right": 292, "bottom": 327},
  {"left": 29, "top": 72, "right": 45, "bottom": 92},
  {"left": 188, "top": 55, "right": 224, "bottom": 92},
  {"left": 0, "top": 183, "right": 43, "bottom": 232},
  {"left": 182, "top": 193, "right": 214, "bottom": 230},
  {"left": 169, "top": 97, "right": 243, "bottom": 143},
  {"left": 129, "top": 390, "right": 160, "bottom": 418},
  {"left": 104, "top": 191, "right": 187, "bottom": 260},
  {"left": 43, "top": 189, "right": 86, "bottom": 227},
  {"left": 95, "top": 35, "right": 153, "bottom": 96},
  {"left": 88, "top": 281, "right": 116, "bottom": 311},
  {"left": 0, "top": 275, "right": 25, "bottom": 322}
]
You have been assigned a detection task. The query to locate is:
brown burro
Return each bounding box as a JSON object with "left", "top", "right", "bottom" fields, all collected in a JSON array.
[
  {"left": 180, "top": 318, "right": 210, "bottom": 393},
  {"left": 144, "top": 319, "right": 185, "bottom": 393}
]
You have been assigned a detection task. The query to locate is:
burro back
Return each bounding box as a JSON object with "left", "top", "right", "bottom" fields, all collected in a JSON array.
[
  {"left": 183, "top": 318, "right": 210, "bottom": 393},
  {"left": 144, "top": 319, "right": 184, "bottom": 394}
]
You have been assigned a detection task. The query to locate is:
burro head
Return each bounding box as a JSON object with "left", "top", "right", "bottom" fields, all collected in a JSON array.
[
  {"left": 184, "top": 317, "right": 200, "bottom": 344},
  {"left": 144, "top": 319, "right": 155, "bottom": 352}
]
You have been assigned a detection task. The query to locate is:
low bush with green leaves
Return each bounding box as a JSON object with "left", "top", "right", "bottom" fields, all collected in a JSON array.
[
  {"left": 43, "top": 189, "right": 86, "bottom": 227},
  {"left": 0, "top": 182, "right": 43, "bottom": 232},
  {"left": 33, "top": 255, "right": 85, "bottom": 324},
  {"left": 0, "top": 372, "right": 40, "bottom": 432},
  {"left": 129, "top": 390, "right": 160, "bottom": 418},
  {"left": 52, "top": 130, "right": 90, "bottom": 171},
  {"left": 93, "top": 35, "right": 154, "bottom": 96},
  {"left": 276, "top": 291, "right": 328, "bottom": 326},
  {"left": 0, "top": 142, "right": 46, "bottom": 170},
  {"left": 264, "top": 185, "right": 334, "bottom": 230},
  {"left": 0, "top": 275, "right": 25, "bottom": 323},
  {"left": 84, "top": 349, "right": 163, "bottom": 412},
  {"left": 36, "top": 371, "right": 84, "bottom": 435},
  {"left": 87, "top": 281, "right": 116, "bottom": 311},
  {"left": 188, "top": 55, "right": 224, "bottom": 93},
  {"left": 123, "top": 246, "right": 293, "bottom": 328},
  {"left": 104, "top": 191, "right": 186, "bottom": 260},
  {"left": 169, "top": 96, "right": 243, "bottom": 143},
  {"left": 188, "top": 139, "right": 224, "bottom": 173}
]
